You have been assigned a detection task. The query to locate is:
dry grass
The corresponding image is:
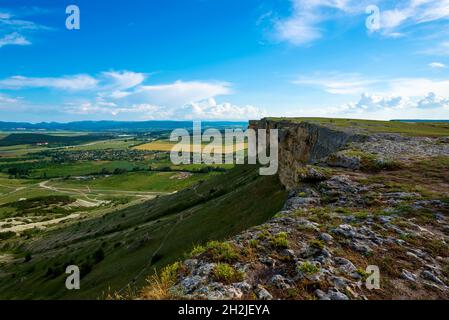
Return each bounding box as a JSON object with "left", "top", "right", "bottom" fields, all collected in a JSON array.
[{"left": 139, "top": 262, "right": 181, "bottom": 300}]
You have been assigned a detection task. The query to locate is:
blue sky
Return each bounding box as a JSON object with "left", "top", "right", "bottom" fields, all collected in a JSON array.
[{"left": 1, "top": 0, "right": 449, "bottom": 122}]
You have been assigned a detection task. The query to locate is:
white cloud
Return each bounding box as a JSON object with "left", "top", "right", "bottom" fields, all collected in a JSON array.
[
  {"left": 64, "top": 97, "right": 264, "bottom": 120},
  {"left": 371, "top": 1, "right": 449, "bottom": 36},
  {"left": 1, "top": 70, "right": 260, "bottom": 120},
  {"left": 100, "top": 71, "right": 146, "bottom": 90},
  {"left": 0, "top": 32, "right": 31, "bottom": 48},
  {"left": 273, "top": 0, "right": 449, "bottom": 45},
  {"left": 119, "top": 81, "right": 232, "bottom": 108},
  {"left": 172, "top": 98, "right": 266, "bottom": 120},
  {"left": 0, "top": 74, "right": 98, "bottom": 90},
  {"left": 0, "top": 69, "right": 263, "bottom": 120},
  {"left": 0, "top": 71, "right": 147, "bottom": 92},
  {"left": 292, "top": 72, "right": 449, "bottom": 119},
  {"left": 339, "top": 93, "right": 413, "bottom": 113},
  {"left": 275, "top": 10, "right": 322, "bottom": 46},
  {"left": 429, "top": 62, "right": 446, "bottom": 68},
  {"left": 0, "top": 93, "right": 19, "bottom": 104},
  {"left": 387, "top": 77, "right": 449, "bottom": 97},
  {"left": 0, "top": 9, "right": 50, "bottom": 49},
  {"left": 293, "top": 73, "right": 378, "bottom": 94},
  {"left": 274, "top": 0, "right": 365, "bottom": 45},
  {"left": 0, "top": 13, "right": 11, "bottom": 19},
  {"left": 294, "top": 72, "right": 449, "bottom": 98},
  {"left": 321, "top": 91, "right": 449, "bottom": 119},
  {"left": 416, "top": 92, "right": 449, "bottom": 108}
]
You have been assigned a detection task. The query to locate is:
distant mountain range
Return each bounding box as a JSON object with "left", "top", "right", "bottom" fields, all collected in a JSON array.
[{"left": 0, "top": 120, "right": 248, "bottom": 132}]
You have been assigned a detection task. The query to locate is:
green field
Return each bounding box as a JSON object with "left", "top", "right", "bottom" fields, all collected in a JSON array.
[
  {"left": 30, "top": 160, "right": 149, "bottom": 178},
  {"left": 50, "top": 171, "right": 217, "bottom": 193},
  {"left": 0, "top": 144, "right": 49, "bottom": 157},
  {"left": 62, "top": 139, "right": 138, "bottom": 151}
]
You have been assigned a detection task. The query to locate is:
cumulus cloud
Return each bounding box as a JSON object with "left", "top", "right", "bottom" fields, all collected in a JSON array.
[
  {"left": 64, "top": 97, "right": 264, "bottom": 120},
  {"left": 338, "top": 93, "right": 412, "bottom": 113},
  {"left": 293, "top": 71, "right": 449, "bottom": 119},
  {"left": 0, "top": 70, "right": 260, "bottom": 120},
  {"left": 116, "top": 81, "right": 232, "bottom": 108},
  {"left": 416, "top": 92, "right": 449, "bottom": 109},
  {"left": 172, "top": 98, "right": 266, "bottom": 120},
  {"left": 327, "top": 92, "right": 449, "bottom": 118}
]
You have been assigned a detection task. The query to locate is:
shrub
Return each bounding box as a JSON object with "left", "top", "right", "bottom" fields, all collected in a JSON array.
[
  {"left": 140, "top": 262, "right": 181, "bottom": 300},
  {"left": 296, "top": 165, "right": 331, "bottom": 182},
  {"left": 257, "top": 230, "right": 271, "bottom": 240},
  {"left": 298, "top": 261, "right": 320, "bottom": 275},
  {"left": 269, "top": 232, "right": 289, "bottom": 248},
  {"left": 0, "top": 231, "right": 15, "bottom": 240},
  {"left": 204, "top": 241, "right": 240, "bottom": 263},
  {"left": 309, "top": 239, "right": 325, "bottom": 250},
  {"left": 356, "top": 268, "right": 370, "bottom": 281},
  {"left": 189, "top": 245, "right": 206, "bottom": 257},
  {"left": 212, "top": 263, "right": 244, "bottom": 284},
  {"left": 248, "top": 239, "right": 259, "bottom": 248}
]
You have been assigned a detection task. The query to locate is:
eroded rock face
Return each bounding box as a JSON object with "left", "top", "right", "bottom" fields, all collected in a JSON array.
[
  {"left": 249, "top": 119, "right": 366, "bottom": 189},
  {"left": 163, "top": 169, "right": 449, "bottom": 300}
]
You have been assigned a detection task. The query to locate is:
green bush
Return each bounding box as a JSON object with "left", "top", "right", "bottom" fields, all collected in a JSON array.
[
  {"left": 189, "top": 244, "right": 206, "bottom": 257},
  {"left": 0, "top": 231, "right": 15, "bottom": 240},
  {"left": 212, "top": 263, "right": 244, "bottom": 284},
  {"left": 269, "top": 232, "right": 289, "bottom": 248},
  {"left": 309, "top": 239, "right": 325, "bottom": 250},
  {"left": 204, "top": 241, "right": 240, "bottom": 263},
  {"left": 298, "top": 261, "right": 320, "bottom": 275}
]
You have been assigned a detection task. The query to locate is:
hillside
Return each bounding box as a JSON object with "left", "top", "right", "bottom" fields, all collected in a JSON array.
[
  {"left": 0, "top": 133, "right": 114, "bottom": 147},
  {"left": 0, "top": 164, "right": 286, "bottom": 299},
  {"left": 141, "top": 118, "right": 449, "bottom": 300}
]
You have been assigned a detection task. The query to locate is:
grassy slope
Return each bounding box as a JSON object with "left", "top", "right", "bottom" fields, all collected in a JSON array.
[
  {"left": 0, "top": 164, "right": 287, "bottom": 299},
  {"left": 267, "top": 117, "right": 449, "bottom": 137},
  {"left": 50, "top": 171, "right": 220, "bottom": 192}
]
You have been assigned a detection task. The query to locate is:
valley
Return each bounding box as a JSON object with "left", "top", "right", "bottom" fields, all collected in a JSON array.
[{"left": 0, "top": 125, "right": 286, "bottom": 299}]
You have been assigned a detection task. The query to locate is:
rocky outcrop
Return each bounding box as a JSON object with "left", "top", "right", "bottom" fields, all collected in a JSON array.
[
  {"left": 249, "top": 119, "right": 367, "bottom": 189},
  {"left": 140, "top": 119, "right": 449, "bottom": 300},
  {"left": 158, "top": 169, "right": 449, "bottom": 300},
  {"left": 250, "top": 119, "right": 449, "bottom": 189}
]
